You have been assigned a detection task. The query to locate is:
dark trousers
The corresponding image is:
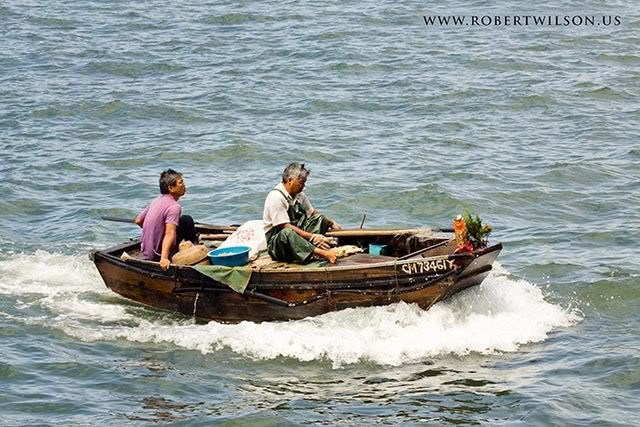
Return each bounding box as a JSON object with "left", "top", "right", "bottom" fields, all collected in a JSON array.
[{"left": 177, "top": 215, "right": 198, "bottom": 245}]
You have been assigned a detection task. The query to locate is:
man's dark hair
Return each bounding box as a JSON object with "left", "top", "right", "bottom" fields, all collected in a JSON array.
[{"left": 159, "top": 169, "right": 183, "bottom": 194}]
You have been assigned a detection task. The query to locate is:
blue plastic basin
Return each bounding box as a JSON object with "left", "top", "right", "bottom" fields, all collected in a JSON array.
[
  {"left": 368, "top": 243, "right": 387, "bottom": 256},
  {"left": 208, "top": 245, "right": 251, "bottom": 267}
]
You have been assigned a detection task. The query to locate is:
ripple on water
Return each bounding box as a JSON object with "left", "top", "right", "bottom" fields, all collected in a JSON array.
[
  {"left": 1, "top": 1, "right": 639, "bottom": 425},
  {"left": 84, "top": 61, "right": 188, "bottom": 78}
]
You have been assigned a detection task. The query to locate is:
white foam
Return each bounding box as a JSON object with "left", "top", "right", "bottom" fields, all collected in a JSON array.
[
  {"left": 0, "top": 250, "right": 105, "bottom": 295},
  {"left": 0, "top": 250, "right": 126, "bottom": 333},
  {"left": 2, "top": 253, "right": 581, "bottom": 367}
]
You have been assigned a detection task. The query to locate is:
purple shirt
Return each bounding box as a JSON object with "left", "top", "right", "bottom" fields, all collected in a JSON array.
[{"left": 138, "top": 194, "right": 181, "bottom": 261}]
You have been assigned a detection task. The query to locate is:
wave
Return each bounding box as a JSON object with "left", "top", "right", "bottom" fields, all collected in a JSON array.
[{"left": 0, "top": 252, "right": 581, "bottom": 368}]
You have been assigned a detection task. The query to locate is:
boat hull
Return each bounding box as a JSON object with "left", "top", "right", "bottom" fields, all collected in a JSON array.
[{"left": 91, "top": 237, "right": 502, "bottom": 323}]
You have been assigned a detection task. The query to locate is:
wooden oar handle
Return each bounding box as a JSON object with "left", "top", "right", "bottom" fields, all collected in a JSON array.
[
  {"left": 199, "top": 233, "right": 232, "bottom": 240},
  {"left": 101, "top": 216, "right": 135, "bottom": 223},
  {"left": 326, "top": 228, "right": 453, "bottom": 237},
  {"left": 328, "top": 228, "right": 421, "bottom": 237}
]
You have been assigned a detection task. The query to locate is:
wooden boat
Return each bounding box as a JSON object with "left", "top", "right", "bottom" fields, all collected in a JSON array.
[{"left": 90, "top": 222, "right": 502, "bottom": 323}]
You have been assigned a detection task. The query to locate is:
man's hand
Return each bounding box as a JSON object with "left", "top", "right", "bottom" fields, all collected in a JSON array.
[
  {"left": 324, "top": 215, "right": 341, "bottom": 230},
  {"left": 159, "top": 257, "right": 171, "bottom": 270},
  {"left": 159, "top": 223, "right": 177, "bottom": 271},
  {"left": 310, "top": 234, "right": 332, "bottom": 250}
]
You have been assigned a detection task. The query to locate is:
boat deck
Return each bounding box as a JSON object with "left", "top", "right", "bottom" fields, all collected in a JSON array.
[{"left": 123, "top": 245, "right": 396, "bottom": 271}]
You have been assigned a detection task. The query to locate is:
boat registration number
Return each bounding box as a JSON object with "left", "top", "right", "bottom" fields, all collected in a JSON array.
[{"left": 400, "top": 257, "right": 455, "bottom": 275}]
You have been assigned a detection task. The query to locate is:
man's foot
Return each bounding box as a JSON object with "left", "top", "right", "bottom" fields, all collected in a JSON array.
[{"left": 314, "top": 248, "right": 337, "bottom": 264}]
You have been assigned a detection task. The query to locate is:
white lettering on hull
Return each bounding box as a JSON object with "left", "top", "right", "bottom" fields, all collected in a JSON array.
[{"left": 400, "top": 257, "right": 455, "bottom": 275}]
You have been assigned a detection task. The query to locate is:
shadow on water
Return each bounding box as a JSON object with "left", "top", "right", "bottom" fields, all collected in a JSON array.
[
  {"left": 204, "top": 359, "right": 516, "bottom": 425},
  {"left": 111, "top": 360, "right": 515, "bottom": 425}
]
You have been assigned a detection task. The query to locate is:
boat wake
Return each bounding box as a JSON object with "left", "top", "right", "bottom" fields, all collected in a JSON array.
[{"left": 0, "top": 251, "right": 581, "bottom": 368}]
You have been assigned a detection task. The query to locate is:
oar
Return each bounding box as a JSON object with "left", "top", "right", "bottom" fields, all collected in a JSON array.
[
  {"left": 101, "top": 216, "right": 135, "bottom": 224},
  {"left": 326, "top": 227, "right": 453, "bottom": 237},
  {"left": 101, "top": 216, "right": 239, "bottom": 232},
  {"left": 101, "top": 216, "right": 452, "bottom": 235}
]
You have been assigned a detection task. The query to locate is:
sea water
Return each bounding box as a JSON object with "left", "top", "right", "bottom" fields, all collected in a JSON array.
[{"left": 1, "top": 0, "right": 639, "bottom": 425}]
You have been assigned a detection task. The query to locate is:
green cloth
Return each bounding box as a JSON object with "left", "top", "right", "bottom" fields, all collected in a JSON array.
[
  {"left": 194, "top": 265, "right": 252, "bottom": 294},
  {"left": 266, "top": 227, "right": 316, "bottom": 264}
]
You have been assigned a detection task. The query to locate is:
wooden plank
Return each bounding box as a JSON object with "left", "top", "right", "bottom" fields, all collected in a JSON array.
[
  {"left": 326, "top": 228, "right": 431, "bottom": 237},
  {"left": 199, "top": 233, "right": 232, "bottom": 240}
]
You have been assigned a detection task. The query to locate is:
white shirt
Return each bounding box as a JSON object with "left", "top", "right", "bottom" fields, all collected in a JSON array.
[{"left": 262, "top": 182, "right": 314, "bottom": 233}]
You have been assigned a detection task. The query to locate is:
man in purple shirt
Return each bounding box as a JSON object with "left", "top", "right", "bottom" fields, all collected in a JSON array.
[{"left": 135, "top": 169, "right": 197, "bottom": 270}]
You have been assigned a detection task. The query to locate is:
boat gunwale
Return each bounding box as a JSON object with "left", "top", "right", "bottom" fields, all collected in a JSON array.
[
  {"left": 93, "top": 239, "right": 502, "bottom": 276},
  {"left": 93, "top": 249, "right": 465, "bottom": 292}
]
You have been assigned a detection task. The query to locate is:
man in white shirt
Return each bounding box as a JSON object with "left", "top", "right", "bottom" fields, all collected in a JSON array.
[{"left": 263, "top": 162, "right": 341, "bottom": 264}]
